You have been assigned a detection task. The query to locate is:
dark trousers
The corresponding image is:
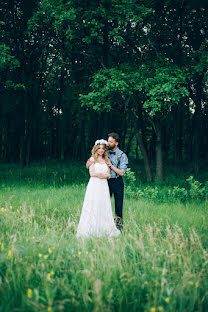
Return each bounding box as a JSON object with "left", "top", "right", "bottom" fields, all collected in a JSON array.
[{"left": 108, "top": 177, "right": 124, "bottom": 219}]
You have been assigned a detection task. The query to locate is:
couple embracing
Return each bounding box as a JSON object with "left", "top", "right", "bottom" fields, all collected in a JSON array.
[{"left": 76, "top": 132, "right": 128, "bottom": 238}]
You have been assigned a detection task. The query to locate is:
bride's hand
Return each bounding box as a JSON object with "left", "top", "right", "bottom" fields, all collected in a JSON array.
[
  {"left": 97, "top": 173, "right": 105, "bottom": 179},
  {"left": 97, "top": 172, "right": 109, "bottom": 179},
  {"left": 105, "top": 173, "right": 111, "bottom": 179},
  {"left": 106, "top": 173, "right": 111, "bottom": 179}
]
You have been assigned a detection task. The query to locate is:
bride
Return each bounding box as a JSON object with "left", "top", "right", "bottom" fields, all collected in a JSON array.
[{"left": 76, "top": 139, "right": 120, "bottom": 238}]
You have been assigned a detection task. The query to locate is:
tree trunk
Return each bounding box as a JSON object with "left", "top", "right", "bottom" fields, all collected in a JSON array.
[
  {"left": 192, "top": 80, "right": 203, "bottom": 177},
  {"left": 122, "top": 114, "right": 127, "bottom": 151},
  {"left": 26, "top": 130, "right": 31, "bottom": 167},
  {"left": 173, "top": 103, "right": 183, "bottom": 163},
  {"left": 126, "top": 132, "right": 134, "bottom": 156},
  {"left": 135, "top": 131, "right": 153, "bottom": 182},
  {"left": 153, "top": 119, "right": 163, "bottom": 181},
  {"left": 20, "top": 135, "right": 26, "bottom": 168},
  {"left": 1, "top": 118, "right": 7, "bottom": 161},
  {"left": 80, "top": 116, "right": 87, "bottom": 161},
  {"left": 60, "top": 117, "right": 65, "bottom": 161},
  {"left": 20, "top": 94, "right": 31, "bottom": 168}
]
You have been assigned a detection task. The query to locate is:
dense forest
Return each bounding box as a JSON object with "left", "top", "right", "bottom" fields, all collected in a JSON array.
[{"left": 0, "top": 0, "right": 207, "bottom": 180}]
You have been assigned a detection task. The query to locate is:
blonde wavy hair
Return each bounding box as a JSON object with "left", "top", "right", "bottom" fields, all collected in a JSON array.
[{"left": 91, "top": 144, "right": 109, "bottom": 163}]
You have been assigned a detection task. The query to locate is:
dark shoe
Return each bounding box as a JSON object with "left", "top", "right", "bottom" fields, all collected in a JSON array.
[{"left": 115, "top": 216, "right": 123, "bottom": 231}]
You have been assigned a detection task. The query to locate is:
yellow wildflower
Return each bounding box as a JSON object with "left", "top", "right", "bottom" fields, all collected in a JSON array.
[
  {"left": 158, "top": 306, "right": 164, "bottom": 312},
  {"left": 46, "top": 227, "right": 50, "bottom": 232},
  {"left": 86, "top": 251, "right": 89, "bottom": 255},
  {"left": 44, "top": 255, "right": 49, "bottom": 260},
  {"left": 19, "top": 258, "right": 23, "bottom": 263},
  {"left": 10, "top": 205, "right": 12, "bottom": 209},
  {"left": 32, "top": 236, "right": 35, "bottom": 240},
  {"left": 27, "top": 288, "right": 33, "bottom": 299},
  {"left": 1, "top": 244, "right": 4, "bottom": 251},
  {"left": 165, "top": 297, "right": 170, "bottom": 303},
  {"left": 47, "top": 271, "right": 54, "bottom": 281},
  {"left": 8, "top": 250, "right": 12, "bottom": 257},
  {"left": 48, "top": 248, "right": 52, "bottom": 254},
  {"left": 14, "top": 258, "right": 17, "bottom": 264},
  {"left": 150, "top": 308, "right": 156, "bottom": 312},
  {"left": 195, "top": 282, "right": 199, "bottom": 288},
  {"left": 78, "top": 251, "right": 82, "bottom": 256},
  {"left": 38, "top": 253, "right": 42, "bottom": 258},
  {"left": 47, "top": 307, "right": 52, "bottom": 312},
  {"left": 29, "top": 220, "right": 32, "bottom": 224}
]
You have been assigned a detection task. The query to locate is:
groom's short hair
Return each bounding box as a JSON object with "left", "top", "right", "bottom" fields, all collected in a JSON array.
[{"left": 108, "top": 132, "right": 120, "bottom": 143}]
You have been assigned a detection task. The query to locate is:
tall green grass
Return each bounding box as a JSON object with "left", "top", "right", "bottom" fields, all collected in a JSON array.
[{"left": 0, "top": 162, "right": 208, "bottom": 312}]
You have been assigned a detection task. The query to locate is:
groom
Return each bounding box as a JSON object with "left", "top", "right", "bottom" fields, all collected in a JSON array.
[{"left": 86, "top": 132, "right": 128, "bottom": 231}]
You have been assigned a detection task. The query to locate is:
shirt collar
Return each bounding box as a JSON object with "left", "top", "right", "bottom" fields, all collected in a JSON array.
[{"left": 108, "top": 147, "right": 120, "bottom": 154}]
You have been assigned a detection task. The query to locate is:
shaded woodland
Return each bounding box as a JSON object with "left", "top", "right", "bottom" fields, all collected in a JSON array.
[{"left": 0, "top": 0, "right": 207, "bottom": 180}]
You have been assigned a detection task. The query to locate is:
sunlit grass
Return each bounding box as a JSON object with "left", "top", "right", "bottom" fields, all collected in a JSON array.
[{"left": 0, "top": 163, "right": 208, "bottom": 312}]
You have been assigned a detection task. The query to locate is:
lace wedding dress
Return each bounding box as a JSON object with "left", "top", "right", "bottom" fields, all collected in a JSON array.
[{"left": 76, "top": 162, "right": 120, "bottom": 238}]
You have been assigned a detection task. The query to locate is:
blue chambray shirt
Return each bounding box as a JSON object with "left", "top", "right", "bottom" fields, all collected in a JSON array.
[{"left": 108, "top": 147, "right": 128, "bottom": 178}]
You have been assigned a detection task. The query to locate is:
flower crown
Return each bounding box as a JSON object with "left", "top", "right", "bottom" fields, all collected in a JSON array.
[{"left": 95, "top": 139, "right": 109, "bottom": 147}]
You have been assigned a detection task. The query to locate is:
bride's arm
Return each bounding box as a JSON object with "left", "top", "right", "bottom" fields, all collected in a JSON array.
[
  {"left": 106, "top": 165, "right": 111, "bottom": 179},
  {"left": 86, "top": 157, "right": 94, "bottom": 169}
]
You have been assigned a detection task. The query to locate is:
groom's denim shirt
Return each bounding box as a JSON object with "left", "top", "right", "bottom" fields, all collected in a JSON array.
[{"left": 108, "top": 148, "right": 128, "bottom": 178}]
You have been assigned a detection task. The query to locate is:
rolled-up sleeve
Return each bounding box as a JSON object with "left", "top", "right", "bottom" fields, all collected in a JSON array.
[{"left": 118, "top": 153, "right": 128, "bottom": 174}]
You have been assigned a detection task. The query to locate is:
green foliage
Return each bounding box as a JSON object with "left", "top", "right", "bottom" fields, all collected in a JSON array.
[
  {"left": 5, "top": 80, "right": 25, "bottom": 90},
  {"left": 123, "top": 168, "right": 137, "bottom": 197},
  {"left": 107, "top": 1, "right": 152, "bottom": 45},
  {"left": 80, "top": 59, "right": 189, "bottom": 120},
  {"left": 0, "top": 43, "right": 20, "bottom": 72},
  {"left": 27, "top": 0, "right": 77, "bottom": 39},
  {"left": 186, "top": 176, "right": 206, "bottom": 200},
  {"left": 0, "top": 44, "right": 25, "bottom": 91},
  {"left": 124, "top": 168, "right": 207, "bottom": 203},
  {"left": 168, "top": 186, "right": 188, "bottom": 202},
  {"left": 141, "top": 60, "right": 189, "bottom": 117},
  {"left": 124, "top": 167, "right": 136, "bottom": 185},
  {"left": 188, "top": 45, "right": 208, "bottom": 80},
  {"left": 80, "top": 68, "right": 133, "bottom": 112}
]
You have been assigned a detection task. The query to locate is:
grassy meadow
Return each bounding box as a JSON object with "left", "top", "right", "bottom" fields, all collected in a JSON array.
[{"left": 0, "top": 161, "right": 208, "bottom": 312}]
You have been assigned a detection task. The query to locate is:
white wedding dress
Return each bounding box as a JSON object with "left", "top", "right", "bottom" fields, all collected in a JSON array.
[{"left": 76, "top": 162, "right": 120, "bottom": 238}]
